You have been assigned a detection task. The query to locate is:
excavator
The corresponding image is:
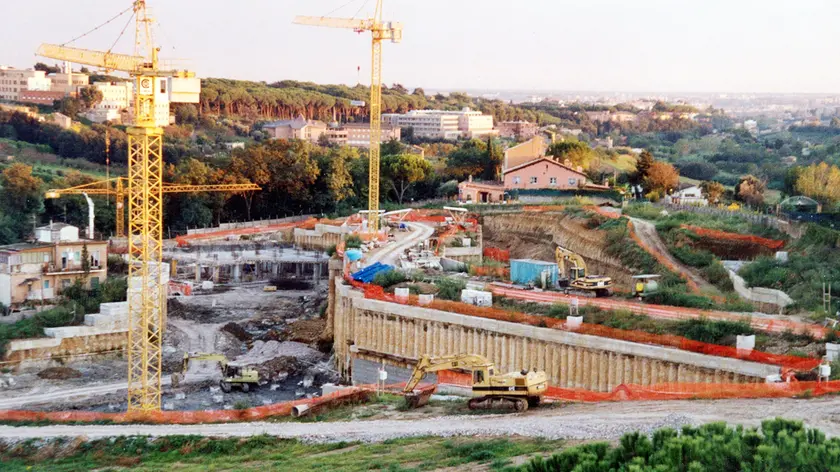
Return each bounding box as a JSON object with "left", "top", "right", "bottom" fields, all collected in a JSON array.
[
  {"left": 403, "top": 354, "right": 547, "bottom": 411},
  {"left": 555, "top": 246, "right": 613, "bottom": 297},
  {"left": 173, "top": 353, "right": 260, "bottom": 393}
]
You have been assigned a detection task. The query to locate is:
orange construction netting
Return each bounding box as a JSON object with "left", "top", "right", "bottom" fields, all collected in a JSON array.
[
  {"left": 483, "top": 247, "right": 511, "bottom": 262},
  {"left": 682, "top": 225, "right": 786, "bottom": 251},
  {"left": 470, "top": 265, "right": 510, "bottom": 278},
  {"left": 349, "top": 279, "right": 821, "bottom": 372},
  {"left": 436, "top": 370, "right": 840, "bottom": 402},
  {"left": 523, "top": 205, "right": 567, "bottom": 212}
]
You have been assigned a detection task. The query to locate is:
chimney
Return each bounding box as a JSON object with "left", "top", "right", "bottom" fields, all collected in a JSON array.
[{"left": 468, "top": 175, "right": 473, "bottom": 182}]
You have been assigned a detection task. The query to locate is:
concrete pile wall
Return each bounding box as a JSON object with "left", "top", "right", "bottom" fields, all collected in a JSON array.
[
  {"left": 3, "top": 301, "right": 129, "bottom": 365},
  {"left": 294, "top": 224, "right": 350, "bottom": 250},
  {"left": 332, "top": 283, "right": 778, "bottom": 392},
  {"left": 724, "top": 266, "right": 793, "bottom": 313},
  {"left": 186, "top": 215, "right": 311, "bottom": 236}
]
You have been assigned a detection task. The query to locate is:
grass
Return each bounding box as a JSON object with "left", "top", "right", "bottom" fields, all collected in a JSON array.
[{"left": 0, "top": 435, "right": 566, "bottom": 472}]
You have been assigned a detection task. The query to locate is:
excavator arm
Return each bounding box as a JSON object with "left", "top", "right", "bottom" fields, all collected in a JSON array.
[
  {"left": 182, "top": 352, "right": 228, "bottom": 373},
  {"left": 555, "top": 246, "right": 587, "bottom": 278},
  {"left": 404, "top": 354, "right": 493, "bottom": 393}
]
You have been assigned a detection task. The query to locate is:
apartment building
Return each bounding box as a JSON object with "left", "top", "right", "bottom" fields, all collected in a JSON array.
[
  {"left": 339, "top": 123, "right": 401, "bottom": 147},
  {"left": 382, "top": 108, "right": 495, "bottom": 140},
  {"left": 48, "top": 70, "right": 89, "bottom": 95},
  {"left": 0, "top": 223, "right": 107, "bottom": 307},
  {"left": 85, "top": 81, "right": 133, "bottom": 124},
  {"left": 0, "top": 67, "right": 52, "bottom": 102}
]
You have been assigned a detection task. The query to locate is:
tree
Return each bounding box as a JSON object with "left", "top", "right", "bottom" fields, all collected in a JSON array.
[
  {"left": 78, "top": 87, "right": 103, "bottom": 110},
  {"left": 795, "top": 162, "right": 840, "bottom": 205},
  {"left": 174, "top": 104, "right": 199, "bottom": 125},
  {"left": 53, "top": 97, "right": 82, "bottom": 117},
  {"left": 34, "top": 62, "right": 61, "bottom": 74},
  {"left": 644, "top": 161, "right": 680, "bottom": 195},
  {"left": 381, "top": 138, "right": 403, "bottom": 156},
  {"left": 81, "top": 243, "right": 90, "bottom": 276},
  {"left": 735, "top": 174, "right": 766, "bottom": 207},
  {"left": 632, "top": 150, "right": 655, "bottom": 184},
  {"left": 382, "top": 154, "right": 432, "bottom": 204},
  {"left": 546, "top": 141, "right": 595, "bottom": 169},
  {"left": 679, "top": 161, "right": 718, "bottom": 181},
  {"left": 445, "top": 139, "right": 494, "bottom": 180},
  {"left": 701, "top": 181, "right": 725, "bottom": 204},
  {"left": 0, "top": 163, "right": 43, "bottom": 240}
]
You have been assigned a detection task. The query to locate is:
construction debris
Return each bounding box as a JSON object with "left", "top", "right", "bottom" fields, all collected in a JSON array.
[{"left": 37, "top": 367, "right": 83, "bottom": 380}]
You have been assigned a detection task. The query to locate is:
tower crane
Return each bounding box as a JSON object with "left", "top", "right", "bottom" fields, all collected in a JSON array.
[
  {"left": 294, "top": 0, "right": 402, "bottom": 235},
  {"left": 45, "top": 178, "right": 261, "bottom": 238},
  {"left": 37, "top": 0, "right": 199, "bottom": 412}
]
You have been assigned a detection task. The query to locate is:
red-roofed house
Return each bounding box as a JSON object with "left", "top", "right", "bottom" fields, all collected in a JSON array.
[{"left": 504, "top": 158, "right": 598, "bottom": 190}]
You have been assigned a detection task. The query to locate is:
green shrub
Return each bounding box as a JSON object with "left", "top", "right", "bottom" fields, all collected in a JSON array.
[
  {"left": 372, "top": 270, "right": 407, "bottom": 288},
  {"left": 435, "top": 278, "right": 466, "bottom": 301},
  {"left": 527, "top": 419, "right": 840, "bottom": 472},
  {"left": 326, "top": 244, "right": 337, "bottom": 257},
  {"left": 672, "top": 317, "right": 753, "bottom": 344},
  {"left": 345, "top": 234, "right": 363, "bottom": 249}
]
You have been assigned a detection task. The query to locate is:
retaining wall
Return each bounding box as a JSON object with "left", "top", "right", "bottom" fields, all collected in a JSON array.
[{"left": 333, "top": 283, "right": 778, "bottom": 392}]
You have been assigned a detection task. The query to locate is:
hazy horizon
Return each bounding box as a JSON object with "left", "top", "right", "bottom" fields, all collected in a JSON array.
[{"left": 2, "top": 0, "right": 839, "bottom": 95}]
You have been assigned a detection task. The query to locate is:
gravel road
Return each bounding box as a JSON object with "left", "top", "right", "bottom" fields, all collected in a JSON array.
[
  {"left": 368, "top": 222, "right": 435, "bottom": 267},
  {"left": 2, "top": 397, "right": 839, "bottom": 442}
]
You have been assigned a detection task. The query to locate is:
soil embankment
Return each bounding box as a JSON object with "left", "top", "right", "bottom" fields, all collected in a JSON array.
[{"left": 483, "top": 212, "right": 634, "bottom": 287}]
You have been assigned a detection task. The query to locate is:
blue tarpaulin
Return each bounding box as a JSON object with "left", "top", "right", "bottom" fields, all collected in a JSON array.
[{"left": 352, "top": 262, "right": 394, "bottom": 283}]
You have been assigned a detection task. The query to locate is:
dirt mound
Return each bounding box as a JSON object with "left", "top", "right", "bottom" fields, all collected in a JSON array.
[
  {"left": 167, "top": 298, "right": 217, "bottom": 322},
  {"left": 681, "top": 226, "right": 784, "bottom": 259},
  {"left": 37, "top": 367, "right": 82, "bottom": 380},
  {"left": 233, "top": 340, "right": 324, "bottom": 380},
  {"left": 221, "top": 322, "right": 252, "bottom": 342},
  {"left": 287, "top": 319, "right": 326, "bottom": 343}
]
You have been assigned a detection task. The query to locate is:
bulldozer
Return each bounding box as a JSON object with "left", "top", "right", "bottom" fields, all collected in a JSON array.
[
  {"left": 403, "top": 354, "right": 547, "bottom": 411},
  {"left": 555, "top": 246, "right": 613, "bottom": 297},
  {"left": 173, "top": 352, "right": 260, "bottom": 393}
]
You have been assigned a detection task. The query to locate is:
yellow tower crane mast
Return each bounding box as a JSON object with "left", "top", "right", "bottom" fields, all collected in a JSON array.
[
  {"left": 294, "top": 1, "right": 402, "bottom": 234},
  {"left": 37, "top": 0, "right": 199, "bottom": 412},
  {"left": 45, "top": 178, "right": 261, "bottom": 238}
]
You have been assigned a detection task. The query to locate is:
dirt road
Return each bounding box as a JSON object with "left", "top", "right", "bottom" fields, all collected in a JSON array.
[
  {"left": 368, "top": 222, "right": 435, "bottom": 267},
  {"left": 1, "top": 396, "right": 838, "bottom": 441},
  {"left": 629, "top": 217, "right": 717, "bottom": 294}
]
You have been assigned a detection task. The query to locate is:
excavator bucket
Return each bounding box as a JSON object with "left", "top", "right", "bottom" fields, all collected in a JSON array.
[{"left": 404, "top": 390, "right": 433, "bottom": 409}]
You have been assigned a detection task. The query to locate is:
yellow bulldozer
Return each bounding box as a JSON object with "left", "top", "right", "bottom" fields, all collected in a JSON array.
[
  {"left": 173, "top": 352, "right": 261, "bottom": 393},
  {"left": 555, "top": 246, "right": 613, "bottom": 297},
  {"left": 403, "top": 354, "right": 547, "bottom": 411}
]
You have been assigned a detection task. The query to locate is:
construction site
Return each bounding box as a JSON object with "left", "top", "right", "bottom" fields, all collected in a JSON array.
[{"left": 2, "top": 1, "right": 840, "bottom": 471}]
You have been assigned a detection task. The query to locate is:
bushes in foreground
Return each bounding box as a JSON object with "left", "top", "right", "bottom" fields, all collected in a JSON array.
[{"left": 527, "top": 419, "right": 840, "bottom": 472}]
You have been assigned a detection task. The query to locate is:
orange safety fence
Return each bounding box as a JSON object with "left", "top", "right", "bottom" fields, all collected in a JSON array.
[
  {"left": 483, "top": 247, "right": 511, "bottom": 262},
  {"left": 0, "top": 383, "right": 437, "bottom": 425},
  {"left": 627, "top": 220, "right": 702, "bottom": 294},
  {"left": 682, "top": 225, "right": 786, "bottom": 251},
  {"left": 469, "top": 265, "right": 510, "bottom": 278},
  {"left": 347, "top": 279, "right": 821, "bottom": 372},
  {"left": 436, "top": 370, "right": 840, "bottom": 402}
]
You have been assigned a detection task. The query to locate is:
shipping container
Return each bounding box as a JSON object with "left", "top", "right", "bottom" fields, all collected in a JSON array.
[{"left": 510, "top": 259, "right": 558, "bottom": 286}]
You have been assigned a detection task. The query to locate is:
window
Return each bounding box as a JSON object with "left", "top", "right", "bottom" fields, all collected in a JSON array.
[
  {"left": 160, "top": 79, "right": 167, "bottom": 94},
  {"left": 90, "top": 277, "right": 100, "bottom": 289},
  {"left": 568, "top": 178, "right": 577, "bottom": 186},
  {"left": 549, "top": 177, "right": 557, "bottom": 186},
  {"left": 513, "top": 176, "right": 521, "bottom": 185},
  {"left": 530, "top": 176, "right": 538, "bottom": 184},
  {"left": 43, "top": 280, "right": 50, "bottom": 289},
  {"left": 474, "top": 370, "right": 485, "bottom": 384}
]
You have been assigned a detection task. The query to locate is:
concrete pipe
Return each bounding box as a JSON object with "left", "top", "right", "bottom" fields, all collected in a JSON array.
[{"left": 291, "top": 404, "right": 311, "bottom": 418}]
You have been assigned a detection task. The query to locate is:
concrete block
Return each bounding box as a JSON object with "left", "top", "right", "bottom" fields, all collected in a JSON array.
[
  {"left": 419, "top": 294, "right": 434, "bottom": 306},
  {"left": 321, "top": 383, "right": 351, "bottom": 396},
  {"left": 394, "top": 287, "right": 410, "bottom": 302},
  {"left": 826, "top": 343, "right": 840, "bottom": 362},
  {"left": 163, "top": 402, "right": 175, "bottom": 411},
  {"left": 737, "top": 335, "right": 756, "bottom": 352},
  {"left": 461, "top": 238, "right": 471, "bottom": 247},
  {"left": 566, "top": 316, "right": 583, "bottom": 330},
  {"left": 460, "top": 289, "right": 492, "bottom": 307},
  {"left": 201, "top": 281, "right": 215, "bottom": 291},
  {"left": 776, "top": 251, "right": 789, "bottom": 262},
  {"left": 175, "top": 392, "right": 186, "bottom": 400}
]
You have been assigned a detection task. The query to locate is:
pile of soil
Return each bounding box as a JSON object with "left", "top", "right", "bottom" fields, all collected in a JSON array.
[
  {"left": 167, "top": 298, "right": 217, "bottom": 322},
  {"left": 286, "top": 319, "right": 326, "bottom": 343},
  {"left": 221, "top": 322, "right": 252, "bottom": 342},
  {"left": 37, "top": 367, "right": 82, "bottom": 380}
]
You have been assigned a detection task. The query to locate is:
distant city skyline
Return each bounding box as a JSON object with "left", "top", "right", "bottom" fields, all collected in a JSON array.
[{"left": 2, "top": 0, "right": 839, "bottom": 94}]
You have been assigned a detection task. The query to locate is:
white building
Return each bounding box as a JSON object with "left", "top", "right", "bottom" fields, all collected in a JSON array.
[
  {"left": 667, "top": 184, "right": 708, "bottom": 206},
  {"left": 85, "top": 81, "right": 133, "bottom": 124},
  {"left": 0, "top": 67, "right": 52, "bottom": 101},
  {"left": 382, "top": 107, "right": 496, "bottom": 140}
]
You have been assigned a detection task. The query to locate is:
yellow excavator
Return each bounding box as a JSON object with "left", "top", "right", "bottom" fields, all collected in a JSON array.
[
  {"left": 173, "top": 353, "right": 260, "bottom": 393},
  {"left": 403, "top": 354, "right": 548, "bottom": 411},
  {"left": 555, "top": 246, "right": 613, "bottom": 297}
]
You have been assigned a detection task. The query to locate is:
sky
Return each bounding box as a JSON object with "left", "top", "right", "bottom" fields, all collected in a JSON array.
[{"left": 2, "top": 0, "right": 839, "bottom": 94}]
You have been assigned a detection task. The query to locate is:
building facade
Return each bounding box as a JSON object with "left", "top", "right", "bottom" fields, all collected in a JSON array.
[
  {"left": 340, "top": 123, "right": 401, "bottom": 147},
  {"left": 382, "top": 108, "right": 495, "bottom": 140},
  {"left": 457, "top": 176, "right": 506, "bottom": 203},
  {"left": 0, "top": 67, "right": 52, "bottom": 102},
  {"left": 0, "top": 224, "right": 108, "bottom": 307},
  {"left": 264, "top": 115, "right": 328, "bottom": 141},
  {"left": 503, "top": 158, "right": 590, "bottom": 191},
  {"left": 85, "top": 81, "right": 133, "bottom": 124}
]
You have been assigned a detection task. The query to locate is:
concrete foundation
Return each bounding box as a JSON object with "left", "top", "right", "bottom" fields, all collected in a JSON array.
[{"left": 332, "top": 282, "right": 779, "bottom": 392}]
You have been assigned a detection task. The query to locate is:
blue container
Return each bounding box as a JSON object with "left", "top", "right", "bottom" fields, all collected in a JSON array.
[{"left": 510, "top": 259, "right": 559, "bottom": 286}]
